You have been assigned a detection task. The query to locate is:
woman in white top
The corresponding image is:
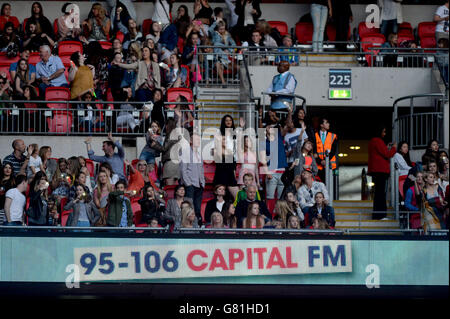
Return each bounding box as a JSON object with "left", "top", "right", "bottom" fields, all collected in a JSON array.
[{"left": 393, "top": 141, "right": 412, "bottom": 176}]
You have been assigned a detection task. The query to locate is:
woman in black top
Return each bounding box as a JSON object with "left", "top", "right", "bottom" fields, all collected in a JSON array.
[
  {"left": 235, "top": 0, "right": 261, "bottom": 42},
  {"left": 0, "top": 163, "right": 15, "bottom": 211},
  {"left": 194, "top": 0, "right": 213, "bottom": 25},
  {"left": 28, "top": 171, "right": 53, "bottom": 226},
  {"left": 24, "top": 2, "right": 54, "bottom": 39},
  {"left": 139, "top": 183, "right": 165, "bottom": 226}
]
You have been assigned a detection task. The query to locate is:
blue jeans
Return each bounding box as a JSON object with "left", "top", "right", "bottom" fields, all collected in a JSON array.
[
  {"left": 3, "top": 221, "right": 23, "bottom": 226},
  {"left": 139, "top": 150, "right": 156, "bottom": 164},
  {"left": 380, "top": 19, "right": 398, "bottom": 39},
  {"left": 185, "top": 185, "right": 203, "bottom": 222},
  {"left": 311, "top": 3, "right": 328, "bottom": 52},
  {"left": 74, "top": 220, "right": 91, "bottom": 232}
]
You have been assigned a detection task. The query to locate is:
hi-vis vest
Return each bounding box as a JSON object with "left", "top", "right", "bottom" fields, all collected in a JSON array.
[{"left": 315, "top": 132, "right": 337, "bottom": 170}]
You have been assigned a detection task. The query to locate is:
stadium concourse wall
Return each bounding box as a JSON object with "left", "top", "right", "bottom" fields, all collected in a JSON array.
[{"left": 1, "top": 1, "right": 440, "bottom": 34}]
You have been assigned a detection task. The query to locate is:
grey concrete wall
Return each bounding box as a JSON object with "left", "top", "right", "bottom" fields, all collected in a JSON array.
[
  {"left": 1, "top": 2, "right": 439, "bottom": 33},
  {"left": 250, "top": 66, "right": 440, "bottom": 107}
]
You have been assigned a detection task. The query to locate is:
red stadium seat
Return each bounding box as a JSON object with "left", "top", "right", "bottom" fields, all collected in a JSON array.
[
  {"left": 358, "top": 21, "right": 380, "bottom": 39},
  {"left": 361, "top": 33, "right": 385, "bottom": 66},
  {"left": 203, "top": 184, "right": 214, "bottom": 200},
  {"left": 133, "top": 210, "right": 147, "bottom": 228},
  {"left": 268, "top": 21, "right": 289, "bottom": 35},
  {"left": 99, "top": 41, "right": 112, "bottom": 50},
  {"left": 295, "top": 22, "right": 313, "bottom": 44},
  {"left": 163, "top": 185, "right": 177, "bottom": 204},
  {"left": 58, "top": 41, "right": 83, "bottom": 56},
  {"left": 45, "top": 87, "right": 71, "bottom": 109},
  {"left": 85, "top": 159, "right": 95, "bottom": 177},
  {"left": 201, "top": 198, "right": 214, "bottom": 223},
  {"left": 398, "top": 22, "right": 413, "bottom": 37},
  {"left": 203, "top": 162, "right": 216, "bottom": 184},
  {"left": 0, "top": 52, "right": 19, "bottom": 64},
  {"left": 326, "top": 23, "right": 351, "bottom": 41},
  {"left": 142, "top": 19, "right": 153, "bottom": 36},
  {"left": 131, "top": 159, "right": 139, "bottom": 170},
  {"left": 53, "top": 19, "right": 58, "bottom": 36},
  {"left": 420, "top": 36, "right": 436, "bottom": 49},
  {"left": 61, "top": 213, "right": 69, "bottom": 227},
  {"left": 418, "top": 22, "right": 437, "bottom": 39},
  {"left": 177, "top": 37, "right": 185, "bottom": 54},
  {"left": 47, "top": 112, "right": 73, "bottom": 134},
  {"left": 26, "top": 52, "right": 40, "bottom": 66},
  {"left": 166, "top": 87, "right": 194, "bottom": 110}
]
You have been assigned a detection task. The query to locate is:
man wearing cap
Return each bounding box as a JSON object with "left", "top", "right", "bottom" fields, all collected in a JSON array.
[{"left": 266, "top": 61, "right": 297, "bottom": 111}]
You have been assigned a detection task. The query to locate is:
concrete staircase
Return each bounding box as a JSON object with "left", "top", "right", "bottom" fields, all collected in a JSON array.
[
  {"left": 334, "top": 200, "right": 400, "bottom": 235},
  {"left": 299, "top": 53, "right": 359, "bottom": 67},
  {"left": 196, "top": 87, "right": 242, "bottom": 130}
]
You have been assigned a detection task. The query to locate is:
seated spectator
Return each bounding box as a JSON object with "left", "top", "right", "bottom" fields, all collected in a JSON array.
[
  {"left": 85, "top": 133, "right": 126, "bottom": 180},
  {"left": 165, "top": 185, "right": 194, "bottom": 228},
  {"left": 77, "top": 156, "right": 94, "bottom": 190},
  {"left": 209, "top": 19, "right": 237, "bottom": 85},
  {"left": 266, "top": 61, "right": 297, "bottom": 111},
  {"left": 69, "top": 52, "right": 95, "bottom": 100},
  {"left": 152, "top": 0, "right": 172, "bottom": 29},
  {"left": 83, "top": 3, "right": 111, "bottom": 43},
  {"left": 381, "top": 33, "right": 399, "bottom": 67},
  {"left": 0, "top": 3, "right": 19, "bottom": 31},
  {"left": 35, "top": 45, "right": 69, "bottom": 98},
  {"left": 297, "top": 170, "right": 329, "bottom": 218},
  {"left": 113, "top": 46, "right": 161, "bottom": 102},
  {"left": 221, "top": 200, "right": 237, "bottom": 228},
  {"left": 284, "top": 190, "right": 304, "bottom": 223},
  {"left": 404, "top": 170, "right": 424, "bottom": 229},
  {"left": 2, "top": 140, "right": 33, "bottom": 176},
  {"left": 0, "top": 22, "right": 20, "bottom": 56},
  {"left": 234, "top": 173, "right": 261, "bottom": 206},
  {"left": 76, "top": 91, "right": 104, "bottom": 133},
  {"left": 99, "top": 162, "right": 119, "bottom": 187},
  {"left": 207, "top": 211, "right": 226, "bottom": 229},
  {"left": 175, "top": 4, "right": 192, "bottom": 41},
  {"left": 26, "top": 143, "right": 44, "bottom": 181},
  {"left": 235, "top": 185, "right": 271, "bottom": 227},
  {"left": 153, "top": 119, "right": 180, "bottom": 186},
  {"left": 237, "top": 136, "right": 260, "bottom": 189},
  {"left": 399, "top": 40, "right": 425, "bottom": 68},
  {"left": 181, "top": 206, "right": 199, "bottom": 228},
  {"left": 275, "top": 35, "right": 299, "bottom": 66},
  {"left": 434, "top": 1, "right": 449, "bottom": 43},
  {"left": 242, "top": 201, "right": 265, "bottom": 229},
  {"left": 139, "top": 183, "right": 165, "bottom": 226},
  {"left": 422, "top": 139, "right": 440, "bottom": 170},
  {"left": 139, "top": 120, "right": 163, "bottom": 170},
  {"left": 273, "top": 199, "right": 296, "bottom": 228},
  {"left": 92, "top": 170, "right": 113, "bottom": 226},
  {"left": 255, "top": 20, "right": 278, "bottom": 48},
  {"left": 22, "top": 21, "right": 55, "bottom": 53},
  {"left": 108, "top": 38, "right": 125, "bottom": 60},
  {"left": 0, "top": 163, "right": 15, "bottom": 217},
  {"left": 174, "top": 95, "right": 195, "bottom": 129},
  {"left": 146, "top": 21, "right": 162, "bottom": 48},
  {"left": 12, "top": 58, "right": 36, "bottom": 100},
  {"left": 149, "top": 88, "right": 165, "bottom": 129},
  {"left": 111, "top": 1, "right": 134, "bottom": 35},
  {"left": 68, "top": 171, "right": 92, "bottom": 201},
  {"left": 3, "top": 174, "right": 27, "bottom": 226},
  {"left": 311, "top": 216, "right": 331, "bottom": 230},
  {"left": 204, "top": 184, "right": 227, "bottom": 224},
  {"left": 242, "top": 29, "right": 268, "bottom": 66},
  {"left": 38, "top": 146, "right": 57, "bottom": 181},
  {"left": 287, "top": 214, "right": 301, "bottom": 230},
  {"left": 126, "top": 160, "right": 156, "bottom": 194},
  {"left": 9, "top": 49, "right": 35, "bottom": 82},
  {"left": 65, "top": 184, "right": 100, "bottom": 229},
  {"left": 422, "top": 172, "right": 447, "bottom": 230},
  {"left": 292, "top": 107, "right": 315, "bottom": 140},
  {"left": 182, "top": 32, "right": 200, "bottom": 77},
  {"left": 24, "top": 2, "right": 54, "bottom": 41},
  {"left": 28, "top": 171, "right": 53, "bottom": 226},
  {"left": 106, "top": 180, "right": 133, "bottom": 227},
  {"left": 393, "top": 141, "right": 413, "bottom": 177},
  {"left": 56, "top": 3, "right": 87, "bottom": 43},
  {"left": 51, "top": 157, "right": 75, "bottom": 200},
  {"left": 309, "top": 192, "right": 335, "bottom": 227},
  {"left": 123, "top": 19, "right": 142, "bottom": 51},
  {"left": 163, "top": 54, "right": 188, "bottom": 88},
  {"left": 120, "top": 47, "right": 139, "bottom": 96},
  {"left": 159, "top": 21, "right": 179, "bottom": 64},
  {"left": 292, "top": 140, "right": 318, "bottom": 179}
]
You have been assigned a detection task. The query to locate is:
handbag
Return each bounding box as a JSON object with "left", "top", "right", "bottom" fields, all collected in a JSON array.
[{"left": 95, "top": 207, "right": 107, "bottom": 227}]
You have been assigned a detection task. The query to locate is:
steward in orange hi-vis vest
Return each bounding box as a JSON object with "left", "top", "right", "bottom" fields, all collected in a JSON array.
[{"left": 315, "top": 132, "right": 337, "bottom": 170}]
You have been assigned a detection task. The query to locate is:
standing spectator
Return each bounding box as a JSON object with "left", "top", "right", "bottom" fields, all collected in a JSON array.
[
  {"left": 422, "top": 139, "right": 440, "bottom": 170},
  {"left": 138, "top": 184, "right": 165, "bottom": 226},
  {"left": 0, "top": 3, "right": 19, "bottom": 31},
  {"left": 309, "top": 192, "right": 335, "bottom": 227},
  {"left": 113, "top": 46, "right": 161, "bottom": 102},
  {"left": 3, "top": 140, "right": 33, "bottom": 176},
  {"left": 65, "top": 184, "right": 100, "bottom": 229},
  {"left": 76, "top": 91, "right": 104, "bottom": 134},
  {"left": 204, "top": 184, "right": 227, "bottom": 224},
  {"left": 3, "top": 174, "right": 27, "bottom": 226},
  {"left": 68, "top": 171, "right": 92, "bottom": 201},
  {"left": 26, "top": 143, "right": 44, "bottom": 181},
  {"left": 110, "top": 0, "right": 136, "bottom": 35},
  {"left": 146, "top": 21, "right": 163, "bottom": 46},
  {"left": 24, "top": 2, "right": 54, "bottom": 40},
  {"left": 313, "top": 117, "right": 338, "bottom": 183},
  {"left": 35, "top": 45, "right": 69, "bottom": 98},
  {"left": 126, "top": 160, "right": 157, "bottom": 194},
  {"left": 13, "top": 59, "right": 36, "bottom": 100},
  {"left": 182, "top": 32, "right": 200, "bottom": 76},
  {"left": 150, "top": 88, "right": 165, "bottom": 129},
  {"left": 56, "top": 3, "right": 87, "bottom": 43},
  {"left": 92, "top": 170, "right": 113, "bottom": 226},
  {"left": 180, "top": 131, "right": 205, "bottom": 224},
  {"left": 237, "top": 136, "right": 260, "bottom": 189},
  {"left": 368, "top": 125, "right": 396, "bottom": 219},
  {"left": 69, "top": 52, "right": 95, "bottom": 100},
  {"left": 393, "top": 141, "right": 413, "bottom": 177},
  {"left": 113, "top": 87, "right": 142, "bottom": 133},
  {"left": 99, "top": 162, "right": 119, "bottom": 186},
  {"left": 235, "top": 185, "right": 271, "bottom": 227},
  {"left": 242, "top": 202, "right": 265, "bottom": 229},
  {"left": 139, "top": 120, "right": 163, "bottom": 172},
  {"left": 331, "top": 0, "right": 352, "bottom": 52},
  {"left": 86, "top": 42, "right": 109, "bottom": 100},
  {"left": 221, "top": 200, "right": 237, "bottom": 228},
  {"left": 275, "top": 35, "right": 299, "bottom": 66},
  {"left": 159, "top": 21, "right": 179, "bottom": 65},
  {"left": 194, "top": 0, "right": 214, "bottom": 26},
  {"left": 292, "top": 139, "right": 318, "bottom": 179},
  {"left": 109, "top": 52, "right": 126, "bottom": 92},
  {"left": 284, "top": 117, "right": 308, "bottom": 178},
  {"left": 83, "top": 3, "right": 111, "bottom": 43},
  {"left": 434, "top": 1, "right": 449, "bottom": 42},
  {"left": 51, "top": 158, "right": 71, "bottom": 199},
  {"left": 39, "top": 146, "right": 57, "bottom": 181},
  {"left": 22, "top": 21, "right": 55, "bottom": 53},
  {"left": 235, "top": 0, "right": 261, "bottom": 43},
  {"left": 0, "top": 163, "right": 15, "bottom": 221},
  {"left": 165, "top": 185, "right": 194, "bottom": 228},
  {"left": 378, "top": 0, "right": 403, "bottom": 39},
  {"left": 311, "top": 0, "right": 332, "bottom": 53},
  {"left": 266, "top": 61, "right": 297, "bottom": 111},
  {"left": 27, "top": 172, "right": 54, "bottom": 226},
  {"left": 404, "top": 170, "right": 424, "bottom": 229},
  {"left": 297, "top": 170, "right": 329, "bottom": 220},
  {"left": 106, "top": 180, "right": 133, "bottom": 227},
  {"left": 85, "top": 133, "right": 126, "bottom": 180},
  {"left": 152, "top": 0, "right": 173, "bottom": 29}
]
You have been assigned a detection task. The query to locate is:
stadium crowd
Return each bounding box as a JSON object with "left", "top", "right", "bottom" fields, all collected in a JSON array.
[{"left": 0, "top": 1, "right": 448, "bottom": 231}]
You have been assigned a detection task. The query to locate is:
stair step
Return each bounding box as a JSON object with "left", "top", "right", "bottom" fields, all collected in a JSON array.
[
  {"left": 335, "top": 213, "right": 396, "bottom": 221},
  {"left": 336, "top": 220, "right": 399, "bottom": 227},
  {"left": 333, "top": 200, "right": 374, "bottom": 208}
]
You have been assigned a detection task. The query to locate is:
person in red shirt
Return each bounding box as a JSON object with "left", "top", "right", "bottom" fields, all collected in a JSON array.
[
  {"left": 368, "top": 125, "right": 397, "bottom": 219},
  {"left": 0, "top": 3, "right": 20, "bottom": 32}
]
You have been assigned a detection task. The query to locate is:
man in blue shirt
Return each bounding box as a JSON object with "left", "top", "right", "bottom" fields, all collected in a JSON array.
[
  {"left": 267, "top": 61, "right": 297, "bottom": 111},
  {"left": 35, "top": 45, "right": 69, "bottom": 97},
  {"left": 85, "top": 132, "right": 126, "bottom": 180},
  {"left": 275, "top": 35, "right": 299, "bottom": 66}
]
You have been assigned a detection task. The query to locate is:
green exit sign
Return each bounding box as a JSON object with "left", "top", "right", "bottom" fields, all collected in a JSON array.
[{"left": 329, "top": 89, "right": 352, "bottom": 99}]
